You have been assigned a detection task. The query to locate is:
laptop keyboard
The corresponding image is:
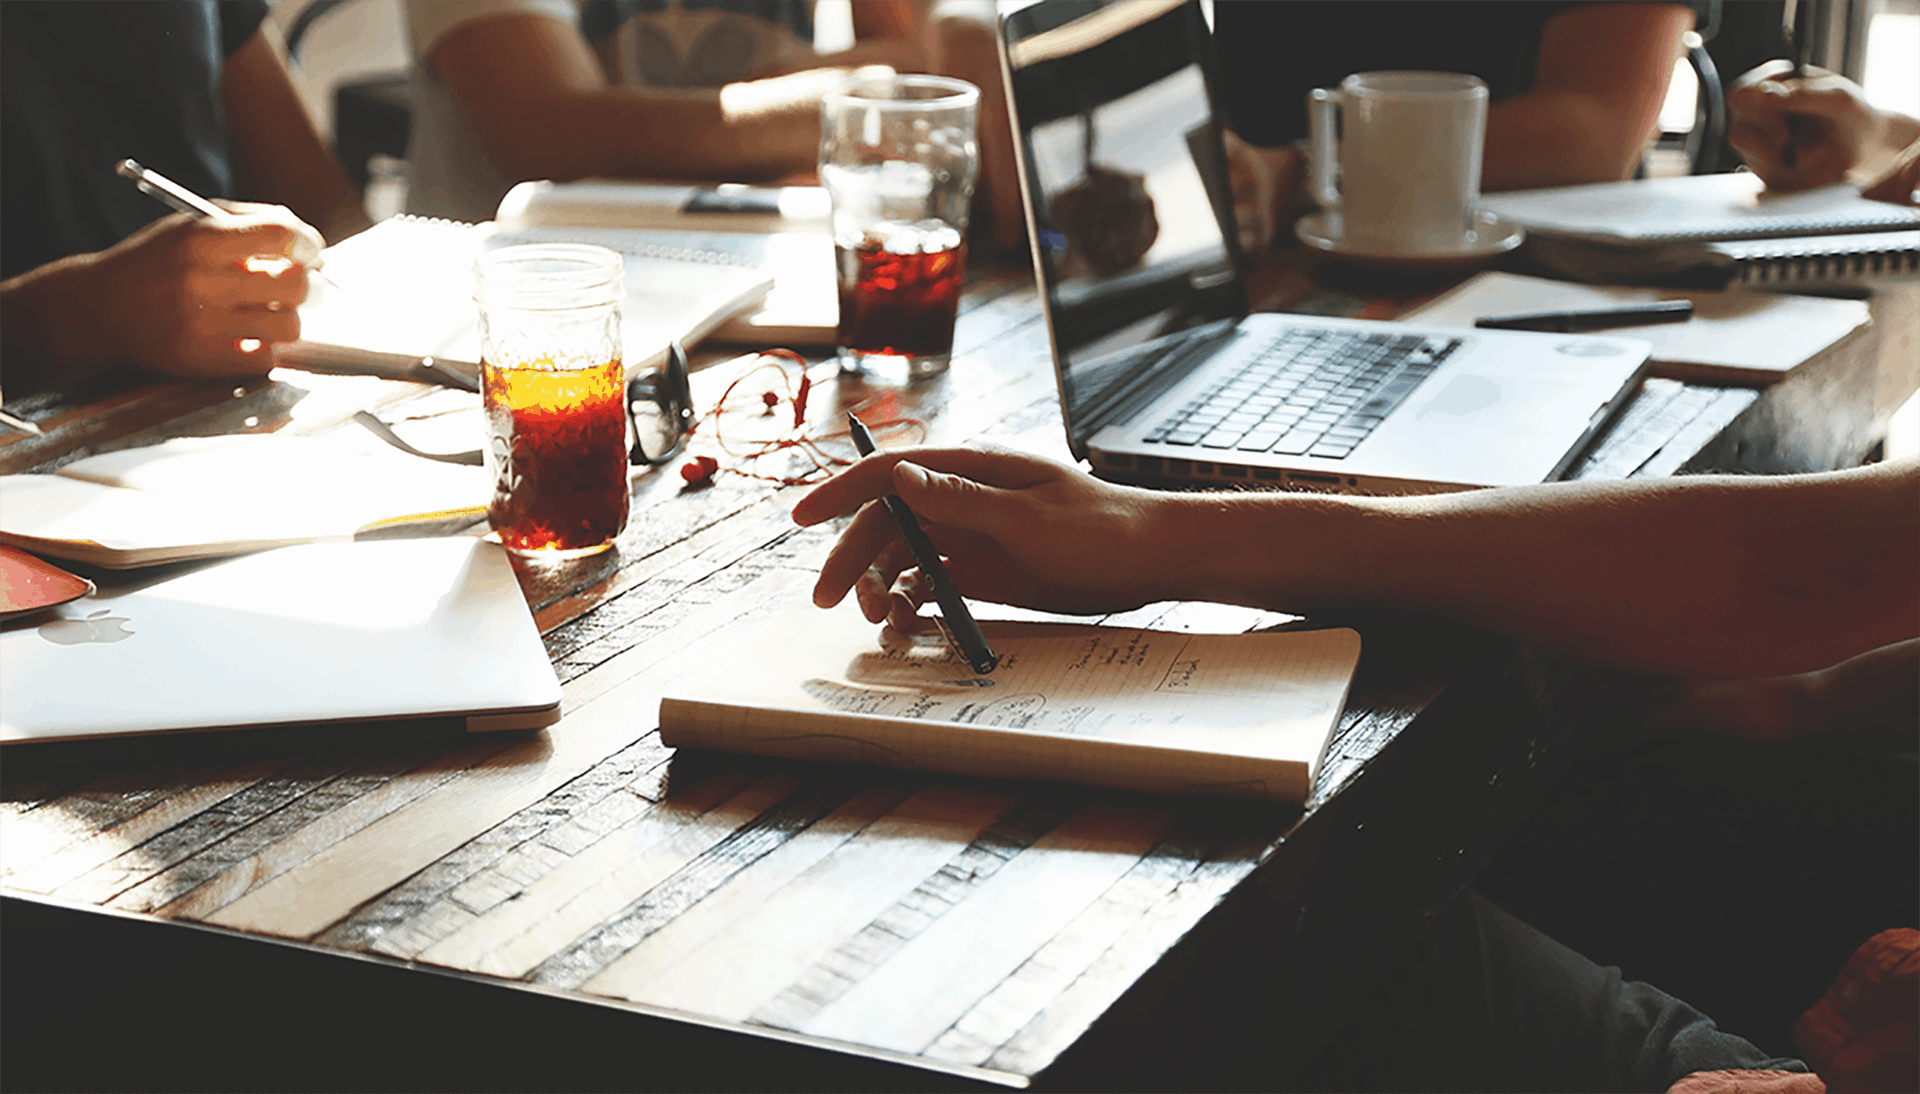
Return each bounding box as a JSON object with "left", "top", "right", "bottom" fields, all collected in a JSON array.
[{"left": 1142, "top": 329, "right": 1461, "bottom": 459}]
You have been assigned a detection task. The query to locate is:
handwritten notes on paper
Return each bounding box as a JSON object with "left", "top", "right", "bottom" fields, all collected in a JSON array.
[{"left": 658, "top": 600, "right": 1362, "bottom": 802}]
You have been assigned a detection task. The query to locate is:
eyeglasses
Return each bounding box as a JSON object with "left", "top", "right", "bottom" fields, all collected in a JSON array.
[
  {"left": 354, "top": 341, "right": 696, "bottom": 470},
  {"left": 627, "top": 340, "right": 693, "bottom": 466}
]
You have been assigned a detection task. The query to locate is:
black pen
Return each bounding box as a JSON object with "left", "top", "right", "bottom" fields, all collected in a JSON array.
[
  {"left": 1475, "top": 300, "right": 1693, "bottom": 333},
  {"left": 847, "top": 413, "right": 998, "bottom": 674},
  {"left": 1782, "top": 0, "right": 1809, "bottom": 170}
]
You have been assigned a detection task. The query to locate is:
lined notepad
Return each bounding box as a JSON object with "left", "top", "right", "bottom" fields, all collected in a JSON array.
[
  {"left": 659, "top": 599, "right": 1361, "bottom": 802},
  {"left": 284, "top": 214, "right": 774, "bottom": 383}
]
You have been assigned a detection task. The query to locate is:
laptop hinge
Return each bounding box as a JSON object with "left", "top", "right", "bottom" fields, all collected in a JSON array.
[{"left": 1077, "top": 318, "right": 1241, "bottom": 440}]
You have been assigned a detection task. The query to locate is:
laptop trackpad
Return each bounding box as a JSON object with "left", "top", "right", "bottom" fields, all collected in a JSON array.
[{"left": 1416, "top": 374, "right": 1503, "bottom": 420}]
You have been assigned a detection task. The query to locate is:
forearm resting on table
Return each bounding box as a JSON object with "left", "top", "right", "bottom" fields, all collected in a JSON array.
[
  {"left": 1163, "top": 461, "right": 1918, "bottom": 678},
  {"left": 2, "top": 256, "right": 122, "bottom": 390}
]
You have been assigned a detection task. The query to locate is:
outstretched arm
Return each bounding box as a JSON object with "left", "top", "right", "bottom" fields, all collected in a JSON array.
[
  {"left": 793, "top": 448, "right": 1917, "bottom": 678},
  {"left": 425, "top": 12, "right": 871, "bottom": 185}
]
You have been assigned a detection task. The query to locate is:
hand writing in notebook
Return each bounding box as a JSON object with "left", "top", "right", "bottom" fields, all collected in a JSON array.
[
  {"left": 792, "top": 442, "right": 1917, "bottom": 680},
  {"left": 2, "top": 200, "right": 326, "bottom": 393},
  {"left": 1727, "top": 60, "right": 1920, "bottom": 205},
  {"left": 796, "top": 444, "right": 1175, "bottom": 630}
]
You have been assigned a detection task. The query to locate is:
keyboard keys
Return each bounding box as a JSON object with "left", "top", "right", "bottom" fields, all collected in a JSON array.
[
  {"left": 1141, "top": 328, "right": 1458, "bottom": 458},
  {"left": 1272, "top": 428, "right": 1321, "bottom": 455}
]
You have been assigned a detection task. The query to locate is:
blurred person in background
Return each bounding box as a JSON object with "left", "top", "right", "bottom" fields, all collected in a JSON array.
[
  {"left": 1218, "top": 1, "right": 1701, "bottom": 254},
  {"left": 405, "top": 0, "right": 1023, "bottom": 248},
  {"left": 1, "top": 0, "right": 369, "bottom": 394}
]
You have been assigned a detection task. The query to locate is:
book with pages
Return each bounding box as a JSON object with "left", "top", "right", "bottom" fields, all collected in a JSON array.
[{"left": 659, "top": 599, "right": 1362, "bottom": 803}]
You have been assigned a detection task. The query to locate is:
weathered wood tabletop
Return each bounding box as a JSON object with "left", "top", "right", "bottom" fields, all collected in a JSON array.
[{"left": 2, "top": 252, "right": 1911, "bottom": 1092}]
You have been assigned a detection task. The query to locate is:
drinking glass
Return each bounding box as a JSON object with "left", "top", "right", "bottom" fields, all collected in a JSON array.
[
  {"left": 820, "top": 74, "right": 980, "bottom": 383},
  {"left": 474, "top": 244, "right": 630, "bottom": 558}
]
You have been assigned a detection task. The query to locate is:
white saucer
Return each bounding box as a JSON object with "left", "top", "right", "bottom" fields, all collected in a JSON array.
[{"left": 1295, "top": 210, "right": 1526, "bottom": 268}]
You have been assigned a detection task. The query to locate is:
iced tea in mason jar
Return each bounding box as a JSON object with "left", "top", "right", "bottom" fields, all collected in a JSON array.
[{"left": 474, "top": 244, "right": 629, "bottom": 558}]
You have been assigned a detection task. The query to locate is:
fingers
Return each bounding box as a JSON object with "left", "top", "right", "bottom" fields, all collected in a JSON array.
[
  {"left": 1727, "top": 63, "right": 1881, "bottom": 191},
  {"left": 1861, "top": 140, "right": 1920, "bottom": 205},
  {"left": 791, "top": 443, "right": 1065, "bottom": 527},
  {"left": 216, "top": 201, "right": 328, "bottom": 265},
  {"left": 815, "top": 498, "right": 909, "bottom": 611},
  {"left": 163, "top": 304, "right": 299, "bottom": 378}
]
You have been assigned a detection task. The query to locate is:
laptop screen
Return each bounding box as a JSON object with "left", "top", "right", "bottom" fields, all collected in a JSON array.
[{"left": 1001, "top": 0, "right": 1247, "bottom": 438}]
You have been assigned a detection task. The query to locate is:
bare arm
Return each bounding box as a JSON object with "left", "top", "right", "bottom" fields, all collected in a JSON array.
[
  {"left": 1482, "top": 2, "right": 1694, "bottom": 190},
  {"left": 793, "top": 449, "right": 1917, "bottom": 678},
  {"left": 221, "top": 25, "right": 372, "bottom": 243},
  {"left": 429, "top": 12, "right": 867, "bottom": 185}
]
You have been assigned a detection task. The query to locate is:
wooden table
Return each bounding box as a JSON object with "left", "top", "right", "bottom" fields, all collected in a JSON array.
[{"left": 3, "top": 251, "right": 1912, "bottom": 1092}]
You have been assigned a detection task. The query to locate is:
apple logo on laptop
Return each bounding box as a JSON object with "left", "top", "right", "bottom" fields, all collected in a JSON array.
[{"left": 39, "top": 609, "right": 135, "bottom": 645}]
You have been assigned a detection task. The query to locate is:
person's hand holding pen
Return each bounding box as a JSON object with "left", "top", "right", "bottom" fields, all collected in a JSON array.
[
  {"left": 0, "top": 162, "right": 328, "bottom": 388},
  {"left": 1727, "top": 60, "right": 1920, "bottom": 205},
  {"left": 793, "top": 442, "right": 1180, "bottom": 633}
]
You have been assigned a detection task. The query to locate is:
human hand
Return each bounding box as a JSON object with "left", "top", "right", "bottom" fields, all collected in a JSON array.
[
  {"left": 85, "top": 202, "right": 323, "bottom": 378},
  {"left": 1224, "top": 130, "right": 1304, "bottom": 256},
  {"left": 1858, "top": 135, "right": 1920, "bottom": 205},
  {"left": 1727, "top": 60, "right": 1889, "bottom": 193},
  {"left": 791, "top": 444, "right": 1183, "bottom": 628}
]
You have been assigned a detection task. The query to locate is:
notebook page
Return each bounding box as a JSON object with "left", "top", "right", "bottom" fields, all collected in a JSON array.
[
  {"left": 674, "top": 599, "right": 1360, "bottom": 766},
  {"left": 290, "top": 215, "right": 774, "bottom": 379},
  {"left": 1482, "top": 173, "right": 1920, "bottom": 244}
]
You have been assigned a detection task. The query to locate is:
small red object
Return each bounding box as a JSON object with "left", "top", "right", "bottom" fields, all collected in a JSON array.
[
  {"left": 762, "top": 391, "right": 780, "bottom": 410},
  {"left": 680, "top": 455, "right": 719, "bottom": 485},
  {"left": 794, "top": 373, "right": 812, "bottom": 428}
]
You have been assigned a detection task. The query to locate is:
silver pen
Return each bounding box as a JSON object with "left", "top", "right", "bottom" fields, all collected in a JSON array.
[
  {"left": 116, "top": 158, "right": 343, "bottom": 289},
  {"left": 0, "top": 407, "right": 42, "bottom": 436}
]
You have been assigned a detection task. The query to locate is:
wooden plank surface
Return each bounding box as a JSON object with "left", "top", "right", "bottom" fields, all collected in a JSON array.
[{"left": 4, "top": 255, "right": 1907, "bottom": 1092}]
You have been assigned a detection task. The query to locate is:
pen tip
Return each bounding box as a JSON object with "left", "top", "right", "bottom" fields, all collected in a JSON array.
[{"left": 115, "top": 158, "right": 141, "bottom": 178}]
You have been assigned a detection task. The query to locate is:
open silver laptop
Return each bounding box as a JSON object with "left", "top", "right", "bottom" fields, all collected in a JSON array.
[
  {"left": 997, "top": 0, "right": 1651, "bottom": 494},
  {"left": 0, "top": 537, "right": 561, "bottom": 744}
]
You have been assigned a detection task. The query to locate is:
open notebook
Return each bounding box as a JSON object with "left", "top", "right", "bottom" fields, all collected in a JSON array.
[
  {"left": 659, "top": 599, "right": 1361, "bottom": 803},
  {"left": 0, "top": 432, "right": 487, "bottom": 568},
  {"left": 282, "top": 214, "right": 775, "bottom": 386}
]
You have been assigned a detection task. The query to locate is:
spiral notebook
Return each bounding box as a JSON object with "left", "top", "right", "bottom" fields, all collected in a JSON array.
[
  {"left": 282, "top": 214, "right": 775, "bottom": 386},
  {"left": 1714, "top": 229, "right": 1920, "bottom": 288},
  {"left": 1482, "top": 173, "right": 1920, "bottom": 245},
  {"left": 1483, "top": 174, "right": 1920, "bottom": 288}
]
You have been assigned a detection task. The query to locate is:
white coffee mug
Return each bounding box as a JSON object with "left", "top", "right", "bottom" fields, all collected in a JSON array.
[{"left": 1308, "top": 71, "right": 1488, "bottom": 254}]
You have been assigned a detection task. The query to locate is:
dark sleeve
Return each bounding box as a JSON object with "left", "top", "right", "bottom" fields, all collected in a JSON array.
[
  {"left": 217, "top": 0, "right": 270, "bottom": 57},
  {"left": 1212, "top": 1, "right": 1698, "bottom": 149}
]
